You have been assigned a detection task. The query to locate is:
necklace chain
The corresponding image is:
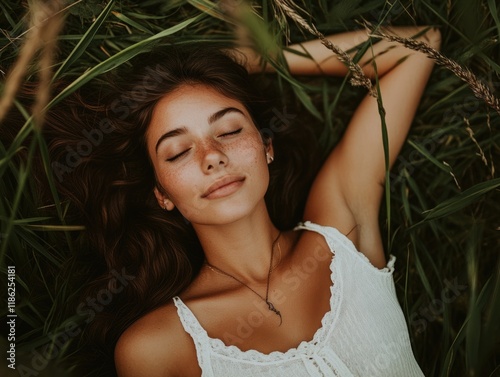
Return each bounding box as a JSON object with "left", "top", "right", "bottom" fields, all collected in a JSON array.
[{"left": 205, "top": 231, "right": 283, "bottom": 326}]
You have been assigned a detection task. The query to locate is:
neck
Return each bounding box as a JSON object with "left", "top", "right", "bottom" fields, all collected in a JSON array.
[{"left": 193, "top": 201, "right": 279, "bottom": 283}]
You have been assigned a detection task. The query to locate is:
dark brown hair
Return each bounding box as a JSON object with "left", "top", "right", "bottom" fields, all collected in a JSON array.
[{"left": 19, "top": 44, "right": 320, "bottom": 375}]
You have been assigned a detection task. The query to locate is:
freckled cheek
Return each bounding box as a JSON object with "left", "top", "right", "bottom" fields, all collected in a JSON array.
[
  {"left": 155, "top": 163, "right": 200, "bottom": 199},
  {"left": 226, "top": 137, "right": 265, "bottom": 165}
]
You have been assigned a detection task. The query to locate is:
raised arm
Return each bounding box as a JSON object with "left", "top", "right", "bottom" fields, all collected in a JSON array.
[{"left": 245, "top": 27, "right": 441, "bottom": 267}]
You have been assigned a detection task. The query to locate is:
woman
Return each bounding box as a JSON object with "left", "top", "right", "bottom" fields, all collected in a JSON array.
[
  {"left": 28, "top": 23, "right": 439, "bottom": 375},
  {"left": 101, "top": 25, "right": 441, "bottom": 376}
]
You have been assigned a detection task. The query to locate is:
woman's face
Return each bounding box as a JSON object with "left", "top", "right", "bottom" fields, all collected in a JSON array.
[{"left": 146, "top": 84, "right": 272, "bottom": 226}]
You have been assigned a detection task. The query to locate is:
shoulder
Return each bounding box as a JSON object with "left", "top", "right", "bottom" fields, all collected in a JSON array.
[{"left": 114, "top": 301, "right": 200, "bottom": 377}]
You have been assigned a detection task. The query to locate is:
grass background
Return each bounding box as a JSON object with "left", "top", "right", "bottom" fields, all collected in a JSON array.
[{"left": 0, "top": 0, "right": 499, "bottom": 376}]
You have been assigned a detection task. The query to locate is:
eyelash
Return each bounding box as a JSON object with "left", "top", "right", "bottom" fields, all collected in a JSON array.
[
  {"left": 166, "top": 129, "right": 242, "bottom": 162},
  {"left": 166, "top": 149, "right": 190, "bottom": 162},
  {"left": 220, "top": 128, "right": 242, "bottom": 137}
]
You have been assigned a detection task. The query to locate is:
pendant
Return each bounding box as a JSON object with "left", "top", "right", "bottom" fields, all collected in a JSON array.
[{"left": 266, "top": 301, "right": 283, "bottom": 326}]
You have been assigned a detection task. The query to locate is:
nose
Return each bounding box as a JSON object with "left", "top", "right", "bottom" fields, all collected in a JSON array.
[{"left": 202, "top": 142, "right": 228, "bottom": 173}]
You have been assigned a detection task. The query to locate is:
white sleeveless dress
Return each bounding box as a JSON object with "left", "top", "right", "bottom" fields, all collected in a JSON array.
[{"left": 172, "top": 221, "right": 424, "bottom": 376}]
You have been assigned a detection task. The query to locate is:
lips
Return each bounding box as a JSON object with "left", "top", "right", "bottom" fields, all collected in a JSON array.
[{"left": 202, "top": 175, "right": 245, "bottom": 199}]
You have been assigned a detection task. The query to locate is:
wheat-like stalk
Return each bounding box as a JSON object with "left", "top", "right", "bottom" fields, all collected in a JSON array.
[
  {"left": 273, "top": 0, "right": 376, "bottom": 97},
  {"left": 0, "top": 0, "right": 64, "bottom": 128},
  {"left": 371, "top": 29, "right": 500, "bottom": 115}
]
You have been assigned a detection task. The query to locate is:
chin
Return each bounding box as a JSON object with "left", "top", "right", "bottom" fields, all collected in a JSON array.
[{"left": 187, "top": 197, "right": 266, "bottom": 226}]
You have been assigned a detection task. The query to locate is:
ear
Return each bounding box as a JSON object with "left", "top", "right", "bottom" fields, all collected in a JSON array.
[
  {"left": 154, "top": 186, "right": 175, "bottom": 211},
  {"left": 265, "top": 141, "right": 274, "bottom": 164}
]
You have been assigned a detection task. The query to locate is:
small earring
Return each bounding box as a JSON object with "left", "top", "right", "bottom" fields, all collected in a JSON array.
[{"left": 162, "top": 199, "right": 168, "bottom": 210}]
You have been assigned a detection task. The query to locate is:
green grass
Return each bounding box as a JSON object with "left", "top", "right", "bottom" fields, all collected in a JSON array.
[{"left": 1, "top": 0, "right": 499, "bottom": 376}]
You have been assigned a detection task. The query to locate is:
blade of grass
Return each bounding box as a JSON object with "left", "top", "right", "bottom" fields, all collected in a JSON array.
[
  {"left": 49, "top": 13, "right": 205, "bottom": 108},
  {"left": 407, "top": 139, "right": 454, "bottom": 174},
  {"left": 53, "top": 0, "right": 116, "bottom": 81},
  {"left": 479, "top": 262, "right": 500, "bottom": 370},
  {"left": 420, "top": 178, "right": 500, "bottom": 222},
  {"left": 465, "top": 223, "right": 481, "bottom": 373},
  {"left": 0, "top": 2, "right": 17, "bottom": 29},
  {"left": 421, "top": 0, "right": 500, "bottom": 73},
  {"left": 371, "top": 56, "right": 392, "bottom": 251},
  {"left": 0, "top": 137, "right": 37, "bottom": 265},
  {"left": 112, "top": 10, "right": 154, "bottom": 35},
  {"left": 188, "top": 0, "right": 233, "bottom": 23},
  {"left": 24, "top": 224, "right": 85, "bottom": 231},
  {"left": 440, "top": 318, "right": 468, "bottom": 377},
  {"left": 486, "top": 0, "right": 500, "bottom": 43}
]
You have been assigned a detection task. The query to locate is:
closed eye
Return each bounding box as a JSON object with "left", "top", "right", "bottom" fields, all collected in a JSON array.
[
  {"left": 166, "top": 148, "right": 191, "bottom": 162},
  {"left": 220, "top": 128, "right": 242, "bottom": 137}
]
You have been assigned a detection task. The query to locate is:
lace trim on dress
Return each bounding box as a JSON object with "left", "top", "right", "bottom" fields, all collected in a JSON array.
[
  {"left": 298, "top": 221, "right": 396, "bottom": 275},
  {"left": 173, "top": 221, "right": 344, "bottom": 363},
  {"left": 172, "top": 297, "right": 213, "bottom": 372}
]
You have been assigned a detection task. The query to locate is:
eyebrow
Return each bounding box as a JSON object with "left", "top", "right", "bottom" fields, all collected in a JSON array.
[{"left": 155, "top": 107, "right": 245, "bottom": 153}]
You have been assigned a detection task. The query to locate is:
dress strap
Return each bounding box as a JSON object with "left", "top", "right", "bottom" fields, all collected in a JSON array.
[
  {"left": 172, "top": 296, "right": 214, "bottom": 375},
  {"left": 294, "top": 221, "right": 339, "bottom": 255},
  {"left": 295, "top": 221, "right": 396, "bottom": 273},
  {"left": 294, "top": 220, "right": 329, "bottom": 235}
]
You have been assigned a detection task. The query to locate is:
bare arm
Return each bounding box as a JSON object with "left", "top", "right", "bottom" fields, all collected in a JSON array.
[
  {"left": 115, "top": 334, "right": 170, "bottom": 377},
  {"left": 243, "top": 27, "right": 441, "bottom": 267},
  {"left": 114, "top": 305, "right": 200, "bottom": 377}
]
